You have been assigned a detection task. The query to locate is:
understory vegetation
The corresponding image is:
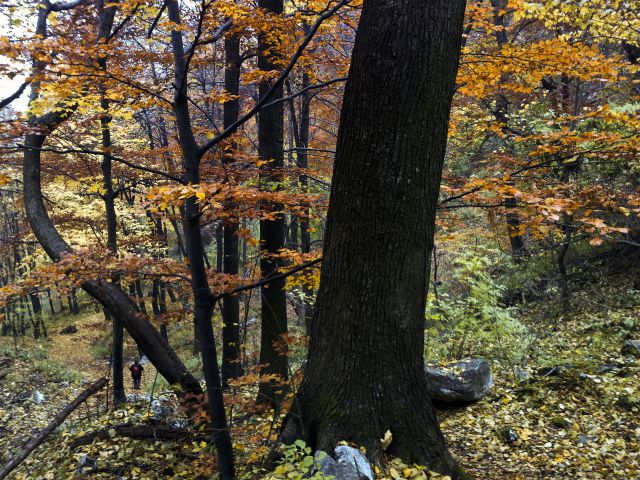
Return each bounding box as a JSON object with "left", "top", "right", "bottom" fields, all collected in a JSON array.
[{"left": 1, "top": 246, "right": 639, "bottom": 479}]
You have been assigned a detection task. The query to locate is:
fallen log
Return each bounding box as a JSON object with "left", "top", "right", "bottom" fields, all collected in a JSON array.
[
  {"left": 0, "top": 377, "right": 108, "bottom": 480},
  {"left": 69, "top": 423, "right": 196, "bottom": 449}
]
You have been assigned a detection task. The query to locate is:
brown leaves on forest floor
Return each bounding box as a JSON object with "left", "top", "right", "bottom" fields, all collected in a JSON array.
[
  {"left": 439, "top": 314, "right": 640, "bottom": 479},
  {"left": 2, "top": 277, "right": 639, "bottom": 480},
  {"left": 441, "top": 373, "right": 639, "bottom": 479}
]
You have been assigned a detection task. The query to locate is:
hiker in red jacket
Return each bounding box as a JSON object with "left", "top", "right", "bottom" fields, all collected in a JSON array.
[{"left": 129, "top": 360, "right": 144, "bottom": 389}]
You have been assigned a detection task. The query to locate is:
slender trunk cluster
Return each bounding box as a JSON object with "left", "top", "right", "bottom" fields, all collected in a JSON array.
[
  {"left": 21, "top": 0, "right": 203, "bottom": 420},
  {"left": 488, "top": 0, "right": 527, "bottom": 260},
  {"left": 96, "top": 0, "right": 126, "bottom": 407},
  {"left": 165, "top": 0, "right": 235, "bottom": 477}
]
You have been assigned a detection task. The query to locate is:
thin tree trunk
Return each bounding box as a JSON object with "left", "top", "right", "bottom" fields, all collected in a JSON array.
[
  {"left": 112, "top": 314, "right": 126, "bottom": 403},
  {"left": 221, "top": 31, "right": 244, "bottom": 385},
  {"left": 70, "top": 288, "right": 79, "bottom": 314},
  {"left": 46, "top": 288, "right": 56, "bottom": 315},
  {"left": 489, "top": 0, "right": 527, "bottom": 260},
  {"left": 216, "top": 223, "right": 223, "bottom": 272},
  {"left": 165, "top": 1, "right": 235, "bottom": 477},
  {"left": 29, "top": 293, "right": 42, "bottom": 339},
  {"left": 280, "top": 1, "right": 468, "bottom": 478},
  {"left": 256, "top": 0, "right": 289, "bottom": 407},
  {"left": 97, "top": 0, "right": 125, "bottom": 407},
  {"left": 285, "top": 71, "right": 314, "bottom": 331},
  {"left": 133, "top": 279, "right": 147, "bottom": 314},
  {"left": 295, "top": 67, "right": 314, "bottom": 332}
]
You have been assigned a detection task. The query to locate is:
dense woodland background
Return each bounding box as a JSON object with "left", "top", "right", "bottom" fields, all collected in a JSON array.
[{"left": 0, "top": 0, "right": 639, "bottom": 479}]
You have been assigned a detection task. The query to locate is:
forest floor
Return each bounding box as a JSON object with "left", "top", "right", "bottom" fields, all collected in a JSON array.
[{"left": 0, "top": 269, "right": 639, "bottom": 480}]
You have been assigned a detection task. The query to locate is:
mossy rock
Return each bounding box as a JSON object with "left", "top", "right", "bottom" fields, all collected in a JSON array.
[
  {"left": 551, "top": 416, "right": 570, "bottom": 428},
  {"left": 615, "top": 394, "right": 638, "bottom": 410},
  {"left": 497, "top": 426, "right": 519, "bottom": 444}
]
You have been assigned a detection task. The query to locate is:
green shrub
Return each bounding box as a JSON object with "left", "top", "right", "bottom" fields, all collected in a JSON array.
[
  {"left": 425, "top": 247, "right": 531, "bottom": 369},
  {"left": 265, "top": 440, "right": 333, "bottom": 480},
  {"left": 33, "top": 358, "right": 83, "bottom": 383}
]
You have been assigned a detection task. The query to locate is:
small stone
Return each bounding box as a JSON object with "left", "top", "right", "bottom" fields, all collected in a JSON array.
[
  {"left": 314, "top": 446, "right": 374, "bottom": 480},
  {"left": 151, "top": 397, "right": 174, "bottom": 420},
  {"left": 551, "top": 416, "right": 570, "bottom": 428},
  {"left": 622, "top": 340, "right": 640, "bottom": 357},
  {"left": 498, "top": 427, "right": 519, "bottom": 444},
  {"left": 615, "top": 394, "right": 638, "bottom": 410},
  {"left": 60, "top": 325, "right": 78, "bottom": 335},
  {"left": 33, "top": 390, "right": 45, "bottom": 404},
  {"left": 75, "top": 454, "right": 97, "bottom": 476},
  {"left": 126, "top": 393, "right": 150, "bottom": 403},
  {"left": 577, "top": 435, "right": 597, "bottom": 446},
  {"left": 514, "top": 368, "right": 530, "bottom": 382}
]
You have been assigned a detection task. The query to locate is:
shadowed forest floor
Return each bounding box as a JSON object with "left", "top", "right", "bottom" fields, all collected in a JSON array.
[{"left": 1, "top": 267, "right": 639, "bottom": 480}]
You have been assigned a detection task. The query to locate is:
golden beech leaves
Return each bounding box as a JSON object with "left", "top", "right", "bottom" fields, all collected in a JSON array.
[
  {"left": 458, "top": 38, "right": 625, "bottom": 99},
  {"left": 146, "top": 182, "right": 325, "bottom": 222},
  {"left": 513, "top": 0, "right": 640, "bottom": 44}
]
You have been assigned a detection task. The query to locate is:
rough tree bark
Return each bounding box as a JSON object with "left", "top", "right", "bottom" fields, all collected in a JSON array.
[
  {"left": 256, "top": 0, "right": 289, "bottom": 407},
  {"left": 280, "top": 0, "right": 469, "bottom": 478}
]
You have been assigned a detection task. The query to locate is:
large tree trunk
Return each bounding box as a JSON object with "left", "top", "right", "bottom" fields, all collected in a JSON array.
[
  {"left": 280, "top": 0, "right": 468, "bottom": 478},
  {"left": 221, "top": 32, "right": 244, "bottom": 385},
  {"left": 256, "top": 0, "right": 289, "bottom": 407}
]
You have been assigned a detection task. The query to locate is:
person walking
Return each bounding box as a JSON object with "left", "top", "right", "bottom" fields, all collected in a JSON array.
[{"left": 129, "top": 359, "right": 144, "bottom": 390}]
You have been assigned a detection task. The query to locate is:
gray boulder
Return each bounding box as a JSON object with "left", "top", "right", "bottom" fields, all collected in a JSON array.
[
  {"left": 622, "top": 340, "right": 640, "bottom": 357},
  {"left": 314, "top": 446, "right": 374, "bottom": 480},
  {"left": 75, "top": 454, "right": 97, "bottom": 476},
  {"left": 425, "top": 358, "right": 493, "bottom": 403},
  {"left": 151, "top": 397, "right": 174, "bottom": 420}
]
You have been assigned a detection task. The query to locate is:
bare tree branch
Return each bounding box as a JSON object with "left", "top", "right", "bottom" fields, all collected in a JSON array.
[
  {"left": 197, "top": 0, "right": 351, "bottom": 159},
  {"left": 0, "top": 80, "right": 31, "bottom": 110}
]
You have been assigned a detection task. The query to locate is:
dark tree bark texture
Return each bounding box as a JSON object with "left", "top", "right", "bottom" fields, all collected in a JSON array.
[
  {"left": 281, "top": 0, "right": 469, "bottom": 478},
  {"left": 256, "top": 0, "right": 289, "bottom": 407},
  {"left": 221, "top": 32, "right": 244, "bottom": 385}
]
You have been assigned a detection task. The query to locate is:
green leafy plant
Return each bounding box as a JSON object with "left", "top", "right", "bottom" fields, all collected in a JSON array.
[
  {"left": 265, "top": 440, "right": 333, "bottom": 480},
  {"left": 426, "top": 247, "right": 531, "bottom": 369}
]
